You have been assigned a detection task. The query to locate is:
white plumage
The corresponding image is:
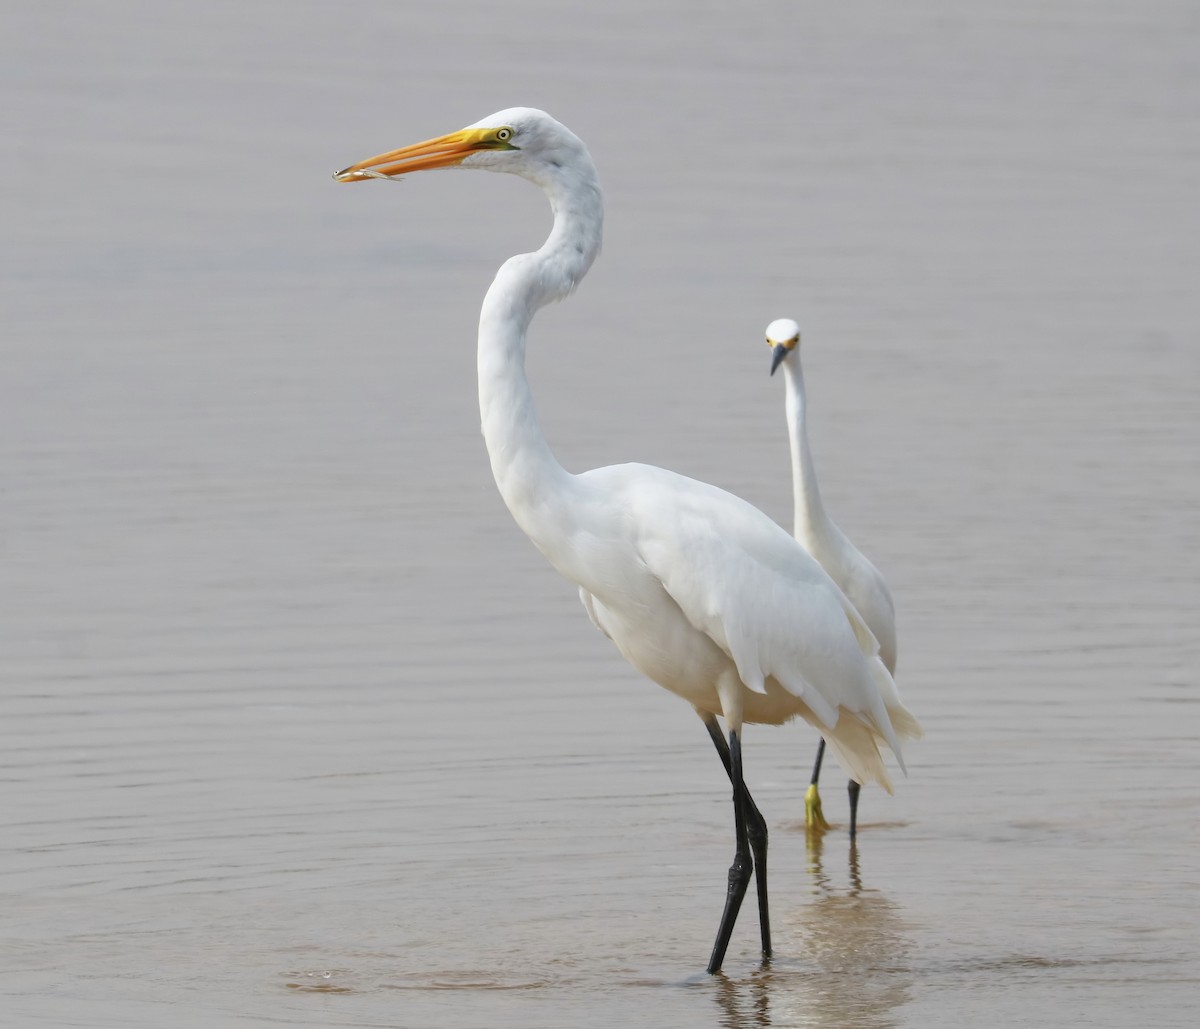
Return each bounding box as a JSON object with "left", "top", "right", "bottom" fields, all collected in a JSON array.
[
  {"left": 766, "top": 318, "right": 920, "bottom": 834},
  {"left": 335, "top": 108, "right": 920, "bottom": 972},
  {"left": 768, "top": 318, "right": 899, "bottom": 674}
]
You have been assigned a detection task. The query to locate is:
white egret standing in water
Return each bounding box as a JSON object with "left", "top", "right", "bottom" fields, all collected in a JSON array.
[
  {"left": 334, "top": 109, "right": 921, "bottom": 973},
  {"left": 766, "top": 317, "right": 915, "bottom": 839}
]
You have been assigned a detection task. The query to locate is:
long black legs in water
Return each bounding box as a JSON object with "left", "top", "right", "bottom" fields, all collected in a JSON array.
[
  {"left": 809, "top": 736, "right": 862, "bottom": 841},
  {"left": 810, "top": 736, "right": 826, "bottom": 785},
  {"left": 703, "top": 717, "right": 770, "bottom": 973}
]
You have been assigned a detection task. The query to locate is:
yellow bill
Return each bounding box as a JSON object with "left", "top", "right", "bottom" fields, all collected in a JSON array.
[{"left": 334, "top": 125, "right": 516, "bottom": 182}]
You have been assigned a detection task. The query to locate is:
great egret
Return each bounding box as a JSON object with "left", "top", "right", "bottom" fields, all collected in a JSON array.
[
  {"left": 766, "top": 318, "right": 914, "bottom": 841},
  {"left": 334, "top": 109, "right": 920, "bottom": 973}
]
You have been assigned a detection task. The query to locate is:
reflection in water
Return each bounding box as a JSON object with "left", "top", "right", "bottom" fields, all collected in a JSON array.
[
  {"left": 711, "top": 835, "right": 914, "bottom": 1029},
  {"left": 712, "top": 964, "right": 773, "bottom": 1028},
  {"left": 806, "top": 832, "right": 865, "bottom": 896}
]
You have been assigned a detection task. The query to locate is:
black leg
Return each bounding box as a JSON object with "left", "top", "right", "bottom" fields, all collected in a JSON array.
[
  {"left": 847, "top": 779, "right": 861, "bottom": 841},
  {"left": 745, "top": 797, "right": 770, "bottom": 966},
  {"left": 703, "top": 718, "right": 770, "bottom": 962},
  {"left": 707, "top": 729, "right": 765, "bottom": 974},
  {"left": 805, "top": 738, "right": 830, "bottom": 831},
  {"left": 704, "top": 716, "right": 733, "bottom": 777}
]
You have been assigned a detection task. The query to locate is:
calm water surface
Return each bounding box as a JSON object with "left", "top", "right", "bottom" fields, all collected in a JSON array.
[{"left": 2, "top": 2, "right": 1197, "bottom": 1026}]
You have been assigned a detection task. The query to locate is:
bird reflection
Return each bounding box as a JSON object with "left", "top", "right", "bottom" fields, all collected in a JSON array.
[
  {"left": 711, "top": 963, "right": 773, "bottom": 1028},
  {"left": 711, "top": 833, "right": 914, "bottom": 1029},
  {"left": 806, "top": 830, "right": 864, "bottom": 895}
]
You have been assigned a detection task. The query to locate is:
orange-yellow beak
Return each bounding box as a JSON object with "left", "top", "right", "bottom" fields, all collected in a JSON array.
[{"left": 333, "top": 127, "right": 493, "bottom": 182}]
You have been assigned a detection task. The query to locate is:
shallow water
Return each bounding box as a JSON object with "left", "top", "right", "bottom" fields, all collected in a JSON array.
[{"left": 2, "top": 1, "right": 1198, "bottom": 1026}]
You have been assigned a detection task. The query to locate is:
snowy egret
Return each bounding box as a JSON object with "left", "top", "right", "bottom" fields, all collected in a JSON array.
[
  {"left": 767, "top": 317, "right": 915, "bottom": 839},
  {"left": 334, "top": 109, "right": 920, "bottom": 972}
]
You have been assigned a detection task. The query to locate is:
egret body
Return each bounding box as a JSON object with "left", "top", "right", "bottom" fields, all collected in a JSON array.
[
  {"left": 334, "top": 110, "right": 920, "bottom": 972},
  {"left": 767, "top": 318, "right": 914, "bottom": 839}
]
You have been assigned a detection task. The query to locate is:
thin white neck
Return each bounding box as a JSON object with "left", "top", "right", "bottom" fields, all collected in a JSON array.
[
  {"left": 476, "top": 163, "right": 603, "bottom": 552},
  {"left": 782, "top": 358, "right": 833, "bottom": 545}
]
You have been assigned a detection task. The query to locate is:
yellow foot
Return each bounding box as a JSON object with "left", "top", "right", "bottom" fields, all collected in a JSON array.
[{"left": 805, "top": 784, "right": 830, "bottom": 832}]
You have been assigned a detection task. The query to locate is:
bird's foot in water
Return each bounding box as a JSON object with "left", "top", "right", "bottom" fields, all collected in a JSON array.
[{"left": 804, "top": 783, "right": 830, "bottom": 832}]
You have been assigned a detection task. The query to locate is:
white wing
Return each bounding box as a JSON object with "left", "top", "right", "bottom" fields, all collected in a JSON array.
[
  {"left": 590, "top": 463, "right": 907, "bottom": 766},
  {"left": 578, "top": 587, "right": 613, "bottom": 640}
]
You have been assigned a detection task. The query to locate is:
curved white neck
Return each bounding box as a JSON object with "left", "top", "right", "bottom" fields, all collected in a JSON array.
[
  {"left": 782, "top": 359, "right": 833, "bottom": 546},
  {"left": 477, "top": 163, "right": 603, "bottom": 552}
]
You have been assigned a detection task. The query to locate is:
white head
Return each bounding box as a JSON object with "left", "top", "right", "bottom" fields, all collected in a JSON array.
[
  {"left": 333, "top": 107, "right": 595, "bottom": 193},
  {"left": 766, "top": 317, "right": 801, "bottom": 376}
]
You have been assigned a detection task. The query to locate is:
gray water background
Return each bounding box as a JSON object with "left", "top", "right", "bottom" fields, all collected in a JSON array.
[{"left": 2, "top": 1, "right": 1197, "bottom": 1026}]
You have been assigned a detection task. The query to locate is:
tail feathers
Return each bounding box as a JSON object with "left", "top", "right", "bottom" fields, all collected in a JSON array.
[
  {"left": 887, "top": 703, "right": 924, "bottom": 742},
  {"left": 842, "top": 611, "right": 922, "bottom": 767},
  {"left": 824, "top": 664, "right": 921, "bottom": 792},
  {"left": 823, "top": 715, "right": 896, "bottom": 795},
  {"left": 869, "top": 659, "right": 924, "bottom": 741}
]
